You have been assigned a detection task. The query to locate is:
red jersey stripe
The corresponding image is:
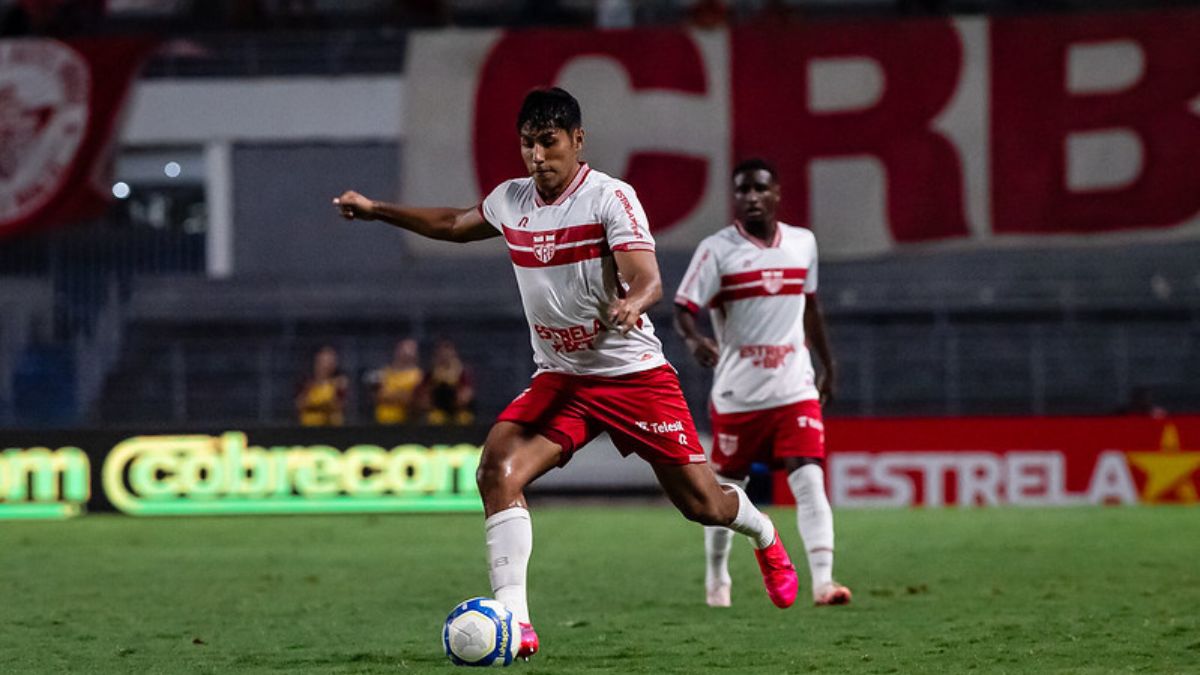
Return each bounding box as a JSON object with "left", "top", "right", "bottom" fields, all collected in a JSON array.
[
  {"left": 612, "top": 242, "right": 655, "bottom": 252},
  {"left": 503, "top": 223, "right": 605, "bottom": 247},
  {"left": 674, "top": 297, "right": 701, "bottom": 315},
  {"left": 720, "top": 268, "right": 807, "bottom": 286},
  {"left": 712, "top": 284, "right": 805, "bottom": 305},
  {"left": 508, "top": 241, "right": 610, "bottom": 268}
]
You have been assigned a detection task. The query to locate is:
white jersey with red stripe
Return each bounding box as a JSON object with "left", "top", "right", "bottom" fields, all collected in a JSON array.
[
  {"left": 674, "top": 221, "right": 820, "bottom": 414},
  {"left": 480, "top": 163, "right": 668, "bottom": 377}
]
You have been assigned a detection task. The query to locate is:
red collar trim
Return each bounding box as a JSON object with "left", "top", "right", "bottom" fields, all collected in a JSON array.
[
  {"left": 534, "top": 163, "right": 590, "bottom": 208},
  {"left": 734, "top": 220, "right": 781, "bottom": 249}
]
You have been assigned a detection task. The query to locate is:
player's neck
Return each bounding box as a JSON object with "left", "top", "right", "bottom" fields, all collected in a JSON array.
[
  {"left": 741, "top": 219, "right": 778, "bottom": 245},
  {"left": 536, "top": 162, "right": 582, "bottom": 204}
]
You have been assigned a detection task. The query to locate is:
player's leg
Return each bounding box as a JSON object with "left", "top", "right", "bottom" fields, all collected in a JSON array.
[
  {"left": 776, "top": 400, "right": 850, "bottom": 605},
  {"left": 702, "top": 408, "right": 767, "bottom": 607},
  {"left": 653, "top": 462, "right": 798, "bottom": 608},
  {"left": 476, "top": 421, "right": 564, "bottom": 657},
  {"left": 703, "top": 473, "right": 748, "bottom": 607},
  {"left": 783, "top": 455, "right": 851, "bottom": 606}
]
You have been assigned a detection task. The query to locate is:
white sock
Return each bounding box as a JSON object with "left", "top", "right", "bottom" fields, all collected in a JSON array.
[
  {"left": 485, "top": 507, "right": 532, "bottom": 625},
  {"left": 704, "top": 475, "right": 748, "bottom": 589},
  {"left": 725, "top": 483, "right": 776, "bottom": 550},
  {"left": 788, "top": 464, "right": 835, "bottom": 590}
]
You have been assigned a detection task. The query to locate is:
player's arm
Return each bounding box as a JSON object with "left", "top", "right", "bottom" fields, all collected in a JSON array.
[
  {"left": 333, "top": 190, "right": 499, "bottom": 243},
  {"left": 673, "top": 304, "right": 719, "bottom": 368},
  {"left": 609, "top": 249, "right": 662, "bottom": 335},
  {"left": 804, "top": 293, "right": 837, "bottom": 405}
]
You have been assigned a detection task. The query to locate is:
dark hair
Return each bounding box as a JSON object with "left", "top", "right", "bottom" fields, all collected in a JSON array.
[
  {"left": 732, "top": 157, "right": 778, "bottom": 182},
  {"left": 517, "top": 87, "right": 582, "bottom": 133}
]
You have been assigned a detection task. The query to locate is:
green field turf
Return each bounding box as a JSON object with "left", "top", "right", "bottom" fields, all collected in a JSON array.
[{"left": 2, "top": 505, "right": 1198, "bottom": 674}]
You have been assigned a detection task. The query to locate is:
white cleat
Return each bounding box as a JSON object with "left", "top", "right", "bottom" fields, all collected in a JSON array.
[
  {"left": 706, "top": 582, "right": 732, "bottom": 608},
  {"left": 813, "top": 581, "right": 852, "bottom": 606}
]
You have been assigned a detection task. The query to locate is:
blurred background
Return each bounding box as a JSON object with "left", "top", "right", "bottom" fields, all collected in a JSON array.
[{"left": 3, "top": 0, "right": 1198, "bottom": 435}]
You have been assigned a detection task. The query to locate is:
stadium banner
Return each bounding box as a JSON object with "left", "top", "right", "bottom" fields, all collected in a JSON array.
[
  {"left": 0, "top": 37, "right": 158, "bottom": 240},
  {"left": 404, "top": 9, "right": 1200, "bottom": 260},
  {"left": 0, "top": 426, "right": 485, "bottom": 519},
  {"left": 772, "top": 415, "right": 1200, "bottom": 508}
]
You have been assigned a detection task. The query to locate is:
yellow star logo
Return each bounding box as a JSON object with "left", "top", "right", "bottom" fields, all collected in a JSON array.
[{"left": 1125, "top": 424, "right": 1200, "bottom": 503}]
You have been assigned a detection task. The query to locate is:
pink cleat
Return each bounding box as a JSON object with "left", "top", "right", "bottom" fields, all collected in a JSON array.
[
  {"left": 517, "top": 622, "right": 539, "bottom": 660},
  {"left": 753, "top": 533, "right": 799, "bottom": 608},
  {"left": 814, "top": 581, "right": 852, "bottom": 606}
]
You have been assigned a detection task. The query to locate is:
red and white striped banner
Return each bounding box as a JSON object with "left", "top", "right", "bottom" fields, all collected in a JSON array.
[{"left": 404, "top": 10, "right": 1200, "bottom": 259}]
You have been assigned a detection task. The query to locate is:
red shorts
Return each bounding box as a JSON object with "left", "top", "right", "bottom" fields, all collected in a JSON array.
[
  {"left": 709, "top": 399, "right": 825, "bottom": 478},
  {"left": 497, "top": 365, "right": 708, "bottom": 466}
]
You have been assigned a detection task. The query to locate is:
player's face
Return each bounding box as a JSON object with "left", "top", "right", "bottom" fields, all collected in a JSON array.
[
  {"left": 520, "top": 125, "right": 584, "bottom": 196},
  {"left": 733, "top": 169, "right": 780, "bottom": 226}
]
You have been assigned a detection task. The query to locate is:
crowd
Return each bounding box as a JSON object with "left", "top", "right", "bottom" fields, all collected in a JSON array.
[{"left": 294, "top": 338, "right": 476, "bottom": 427}]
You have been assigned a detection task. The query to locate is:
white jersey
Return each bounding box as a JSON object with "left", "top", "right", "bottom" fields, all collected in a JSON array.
[
  {"left": 480, "top": 163, "right": 668, "bottom": 377},
  {"left": 675, "top": 222, "right": 820, "bottom": 414}
]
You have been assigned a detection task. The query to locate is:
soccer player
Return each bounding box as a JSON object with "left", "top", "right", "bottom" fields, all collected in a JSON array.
[
  {"left": 333, "top": 88, "right": 798, "bottom": 660},
  {"left": 673, "top": 158, "right": 852, "bottom": 608}
]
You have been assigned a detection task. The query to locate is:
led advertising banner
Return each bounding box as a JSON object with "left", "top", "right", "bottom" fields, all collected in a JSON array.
[
  {"left": 772, "top": 416, "right": 1200, "bottom": 507},
  {"left": 0, "top": 427, "right": 485, "bottom": 520}
]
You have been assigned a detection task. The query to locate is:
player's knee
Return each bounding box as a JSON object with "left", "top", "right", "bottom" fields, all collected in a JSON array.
[
  {"left": 678, "top": 497, "right": 726, "bottom": 526},
  {"left": 475, "top": 454, "right": 516, "bottom": 497}
]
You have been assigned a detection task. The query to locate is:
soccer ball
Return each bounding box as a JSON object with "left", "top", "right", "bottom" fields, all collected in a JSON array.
[{"left": 442, "top": 597, "right": 517, "bottom": 667}]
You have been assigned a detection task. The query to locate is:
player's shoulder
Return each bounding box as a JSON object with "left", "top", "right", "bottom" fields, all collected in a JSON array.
[
  {"left": 487, "top": 177, "right": 535, "bottom": 204},
  {"left": 779, "top": 221, "right": 816, "bottom": 243},
  {"left": 579, "top": 168, "right": 626, "bottom": 193},
  {"left": 702, "top": 224, "right": 744, "bottom": 250}
]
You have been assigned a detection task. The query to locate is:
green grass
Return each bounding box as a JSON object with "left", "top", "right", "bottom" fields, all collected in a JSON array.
[{"left": 2, "top": 506, "right": 1198, "bottom": 674}]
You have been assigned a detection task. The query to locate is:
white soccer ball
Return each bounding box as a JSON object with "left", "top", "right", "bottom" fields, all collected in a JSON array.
[{"left": 442, "top": 597, "right": 517, "bottom": 667}]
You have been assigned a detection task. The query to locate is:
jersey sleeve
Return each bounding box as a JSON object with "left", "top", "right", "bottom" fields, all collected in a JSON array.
[
  {"left": 674, "top": 240, "right": 720, "bottom": 314},
  {"left": 804, "top": 234, "right": 819, "bottom": 293},
  {"left": 598, "top": 182, "right": 655, "bottom": 253},
  {"left": 478, "top": 182, "right": 507, "bottom": 233}
]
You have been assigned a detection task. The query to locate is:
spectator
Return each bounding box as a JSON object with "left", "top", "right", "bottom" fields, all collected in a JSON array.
[
  {"left": 369, "top": 338, "right": 424, "bottom": 425},
  {"left": 296, "top": 345, "right": 348, "bottom": 426},
  {"left": 423, "top": 338, "right": 475, "bottom": 426}
]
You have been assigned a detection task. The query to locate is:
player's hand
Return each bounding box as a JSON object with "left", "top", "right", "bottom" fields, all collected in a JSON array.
[
  {"left": 686, "top": 336, "right": 719, "bottom": 368},
  {"left": 333, "top": 190, "right": 376, "bottom": 221},
  {"left": 817, "top": 369, "right": 836, "bottom": 406},
  {"left": 608, "top": 299, "right": 640, "bottom": 336}
]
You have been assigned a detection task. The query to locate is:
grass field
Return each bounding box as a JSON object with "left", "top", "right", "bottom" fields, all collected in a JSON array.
[{"left": 2, "top": 505, "right": 1199, "bottom": 674}]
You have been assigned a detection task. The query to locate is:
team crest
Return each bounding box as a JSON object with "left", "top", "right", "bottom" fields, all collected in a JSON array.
[
  {"left": 762, "top": 270, "right": 785, "bottom": 294},
  {"left": 532, "top": 233, "right": 556, "bottom": 263},
  {"left": 717, "top": 433, "right": 738, "bottom": 457}
]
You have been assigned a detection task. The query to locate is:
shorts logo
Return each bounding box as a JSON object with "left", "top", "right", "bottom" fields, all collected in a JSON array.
[
  {"left": 0, "top": 41, "right": 90, "bottom": 232},
  {"left": 636, "top": 420, "right": 684, "bottom": 435},
  {"left": 532, "top": 233, "right": 556, "bottom": 263},
  {"left": 717, "top": 433, "right": 738, "bottom": 457},
  {"left": 797, "top": 416, "right": 825, "bottom": 432},
  {"left": 762, "top": 270, "right": 785, "bottom": 295},
  {"left": 517, "top": 216, "right": 529, "bottom": 228}
]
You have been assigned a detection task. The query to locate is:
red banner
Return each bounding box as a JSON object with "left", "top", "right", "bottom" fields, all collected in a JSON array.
[
  {"left": 405, "top": 9, "right": 1200, "bottom": 259},
  {"left": 0, "top": 37, "right": 157, "bottom": 239},
  {"left": 772, "top": 415, "right": 1200, "bottom": 507}
]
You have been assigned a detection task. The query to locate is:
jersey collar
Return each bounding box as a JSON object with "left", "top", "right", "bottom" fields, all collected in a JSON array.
[
  {"left": 534, "top": 162, "right": 591, "bottom": 208},
  {"left": 734, "top": 220, "right": 782, "bottom": 249}
]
